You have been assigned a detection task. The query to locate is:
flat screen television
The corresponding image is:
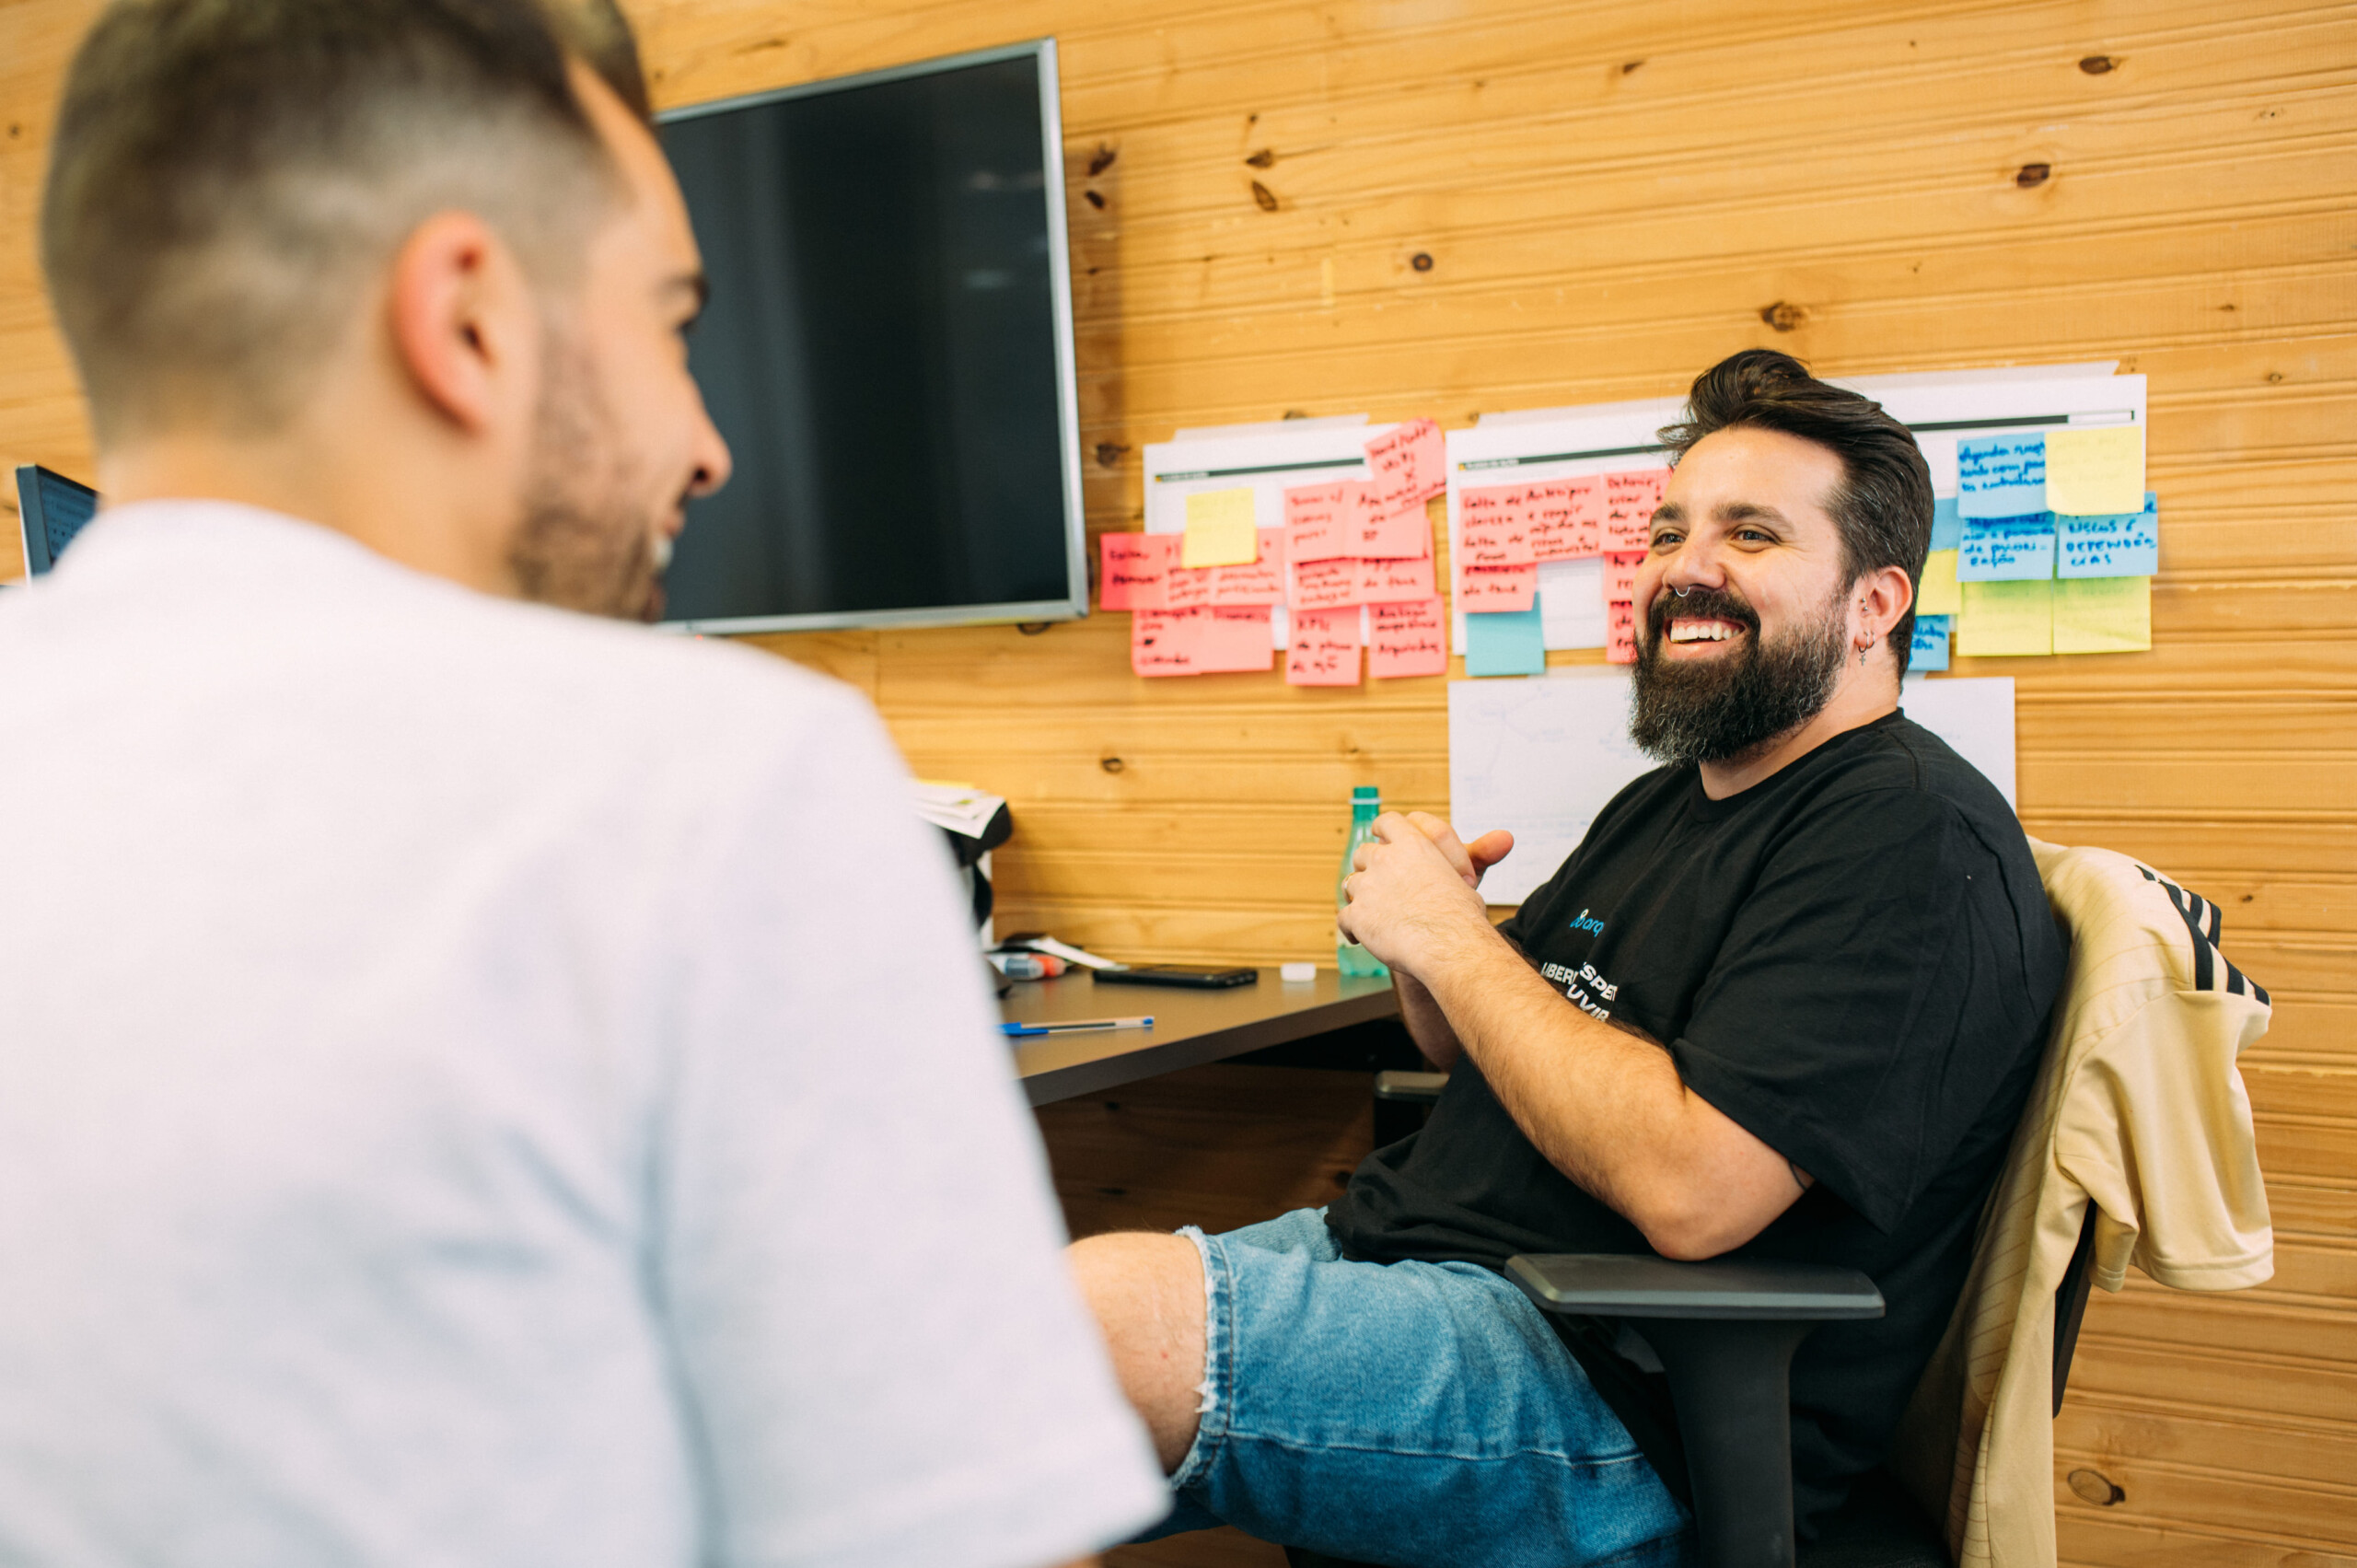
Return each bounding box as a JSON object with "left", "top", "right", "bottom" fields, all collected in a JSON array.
[{"left": 656, "top": 40, "right": 1087, "bottom": 634}]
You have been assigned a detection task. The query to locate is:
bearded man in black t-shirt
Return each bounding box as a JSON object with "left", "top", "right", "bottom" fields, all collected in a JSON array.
[{"left": 1070, "top": 350, "right": 2067, "bottom": 1566}]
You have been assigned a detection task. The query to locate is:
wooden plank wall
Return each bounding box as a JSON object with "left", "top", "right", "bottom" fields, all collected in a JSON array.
[{"left": 3, "top": 0, "right": 2351, "bottom": 1562}]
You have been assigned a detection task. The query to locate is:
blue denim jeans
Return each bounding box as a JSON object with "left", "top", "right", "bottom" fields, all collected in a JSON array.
[{"left": 1134, "top": 1207, "right": 1691, "bottom": 1567}]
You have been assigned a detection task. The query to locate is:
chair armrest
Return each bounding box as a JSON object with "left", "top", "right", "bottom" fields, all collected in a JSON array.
[
  {"left": 1507, "top": 1253, "right": 1884, "bottom": 1321},
  {"left": 1507, "top": 1255, "right": 1882, "bottom": 1568},
  {"left": 1373, "top": 1069, "right": 1448, "bottom": 1103}
]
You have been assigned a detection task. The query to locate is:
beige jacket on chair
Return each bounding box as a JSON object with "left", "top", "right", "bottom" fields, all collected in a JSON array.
[{"left": 1888, "top": 839, "right": 2274, "bottom": 1568}]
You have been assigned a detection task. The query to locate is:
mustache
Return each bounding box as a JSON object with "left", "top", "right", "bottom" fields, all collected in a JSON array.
[{"left": 1644, "top": 584, "right": 1760, "bottom": 641}]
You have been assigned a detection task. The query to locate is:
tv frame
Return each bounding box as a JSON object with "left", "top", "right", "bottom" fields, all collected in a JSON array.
[
  {"left": 14, "top": 462, "right": 99, "bottom": 577},
  {"left": 655, "top": 39, "right": 1090, "bottom": 637}
]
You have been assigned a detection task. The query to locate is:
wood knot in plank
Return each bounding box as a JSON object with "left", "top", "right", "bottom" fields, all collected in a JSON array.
[
  {"left": 1099, "top": 756, "right": 1126, "bottom": 773},
  {"left": 1759, "top": 300, "right": 1809, "bottom": 332},
  {"left": 1087, "top": 143, "right": 1118, "bottom": 177},
  {"left": 1250, "top": 180, "right": 1280, "bottom": 212},
  {"left": 2076, "top": 54, "right": 2118, "bottom": 75},
  {"left": 1411, "top": 252, "right": 1434, "bottom": 272},
  {"left": 2014, "top": 162, "right": 2051, "bottom": 188},
  {"left": 1245, "top": 147, "right": 1276, "bottom": 168},
  {"left": 2065, "top": 1469, "right": 2125, "bottom": 1506},
  {"left": 1084, "top": 189, "right": 1107, "bottom": 210},
  {"left": 1094, "top": 441, "right": 1132, "bottom": 468}
]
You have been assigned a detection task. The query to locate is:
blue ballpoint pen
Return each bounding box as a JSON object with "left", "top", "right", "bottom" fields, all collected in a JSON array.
[{"left": 1000, "top": 1016, "right": 1155, "bottom": 1037}]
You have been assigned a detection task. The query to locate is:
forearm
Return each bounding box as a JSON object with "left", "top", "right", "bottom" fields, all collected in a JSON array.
[
  {"left": 1393, "top": 970, "right": 1463, "bottom": 1071},
  {"left": 1406, "top": 923, "right": 1795, "bottom": 1259}
]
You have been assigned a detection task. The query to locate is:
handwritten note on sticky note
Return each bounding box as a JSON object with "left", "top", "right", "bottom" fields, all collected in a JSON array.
[
  {"left": 1602, "top": 470, "right": 1668, "bottom": 551},
  {"left": 1100, "top": 532, "right": 1174, "bottom": 610},
  {"left": 1606, "top": 600, "right": 1638, "bottom": 665},
  {"left": 2059, "top": 494, "right": 2158, "bottom": 578},
  {"left": 1289, "top": 556, "right": 1362, "bottom": 610},
  {"left": 1527, "top": 481, "right": 1599, "bottom": 562},
  {"left": 1369, "top": 598, "right": 1447, "bottom": 679},
  {"left": 1957, "top": 517, "right": 2057, "bottom": 582},
  {"left": 1365, "top": 418, "right": 1446, "bottom": 507},
  {"left": 1359, "top": 554, "right": 1437, "bottom": 603},
  {"left": 1464, "top": 606, "right": 1546, "bottom": 677},
  {"left": 1283, "top": 482, "right": 1352, "bottom": 563},
  {"left": 1957, "top": 434, "right": 2046, "bottom": 519},
  {"left": 1134, "top": 606, "right": 1278, "bottom": 676},
  {"left": 2052, "top": 576, "right": 2151, "bottom": 655},
  {"left": 1910, "top": 614, "right": 1951, "bottom": 672},
  {"left": 1211, "top": 528, "right": 1289, "bottom": 605},
  {"left": 1287, "top": 606, "right": 1362, "bottom": 686},
  {"left": 1354, "top": 491, "right": 1432, "bottom": 559},
  {"left": 1602, "top": 551, "right": 1644, "bottom": 603},
  {"left": 1916, "top": 550, "right": 1962, "bottom": 617},
  {"left": 1460, "top": 494, "right": 1535, "bottom": 568},
  {"left": 1931, "top": 496, "right": 1962, "bottom": 553},
  {"left": 1957, "top": 579, "right": 2052, "bottom": 657},
  {"left": 1163, "top": 560, "right": 1216, "bottom": 610},
  {"left": 1459, "top": 563, "right": 1538, "bottom": 612},
  {"left": 1182, "top": 486, "right": 1260, "bottom": 567},
  {"left": 2046, "top": 425, "right": 2145, "bottom": 517}
]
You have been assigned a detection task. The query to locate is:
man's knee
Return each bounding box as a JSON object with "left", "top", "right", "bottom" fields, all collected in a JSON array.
[{"left": 1068, "top": 1231, "right": 1207, "bottom": 1474}]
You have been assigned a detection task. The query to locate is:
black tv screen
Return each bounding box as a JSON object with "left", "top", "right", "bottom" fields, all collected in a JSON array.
[{"left": 657, "top": 41, "right": 1086, "bottom": 633}]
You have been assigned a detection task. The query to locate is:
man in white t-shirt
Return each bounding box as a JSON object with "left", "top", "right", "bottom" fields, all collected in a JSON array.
[{"left": 0, "top": 3, "right": 1164, "bottom": 1564}]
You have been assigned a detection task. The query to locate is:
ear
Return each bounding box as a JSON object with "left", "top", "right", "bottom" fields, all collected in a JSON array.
[
  {"left": 386, "top": 211, "right": 534, "bottom": 435},
  {"left": 1853, "top": 563, "right": 1914, "bottom": 651}
]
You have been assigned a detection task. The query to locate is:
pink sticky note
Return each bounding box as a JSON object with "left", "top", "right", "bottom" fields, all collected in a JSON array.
[
  {"left": 1198, "top": 606, "right": 1277, "bottom": 671},
  {"left": 1283, "top": 482, "right": 1353, "bottom": 563},
  {"left": 1606, "top": 600, "right": 1639, "bottom": 665},
  {"left": 1365, "top": 418, "right": 1446, "bottom": 507},
  {"left": 1354, "top": 494, "right": 1432, "bottom": 560},
  {"left": 1100, "top": 532, "right": 1174, "bottom": 610},
  {"left": 1211, "top": 528, "right": 1289, "bottom": 605},
  {"left": 1164, "top": 560, "right": 1216, "bottom": 610},
  {"left": 1460, "top": 494, "right": 1535, "bottom": 568},
  {"left": 1369, "top": 598, "right": 1447, "bottom": 679},
  {"left": 1132, "top": 607, "right": 1275, "bottom": 677},
  {"left": 1527, "top": 481, "right": 1596, "bottom": 563},
  {"left": 1358, "top": 554, "right": 1437, "bottom": 604},
  {"left": 1603, "top": 551, "right": 1645, "bottom": 603},
  {"left": 1289, "top": 555, "right": 1363, "bottom": 610},
  {"left": 1286, "top": 607, "right": 1363, "bottom": 686},
  {"left": 1603, "top": 470, "right": 1668, "bottom": 552},
  {"left": 1458, "top": 563, "right": 1538, "bottom": 612}
]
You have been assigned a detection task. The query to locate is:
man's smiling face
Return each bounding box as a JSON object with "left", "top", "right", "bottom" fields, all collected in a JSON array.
[
  {"left": 1626, "top": 425, "right": 1859, "bottom": 765},
  {"left": 1637, "top": 424, "right": 1851, "bottom": 663}
]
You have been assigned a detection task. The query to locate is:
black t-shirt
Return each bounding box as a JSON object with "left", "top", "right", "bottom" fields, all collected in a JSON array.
[{"left": 1325, "top": 711, "right": 2065, "bottom": 1533}]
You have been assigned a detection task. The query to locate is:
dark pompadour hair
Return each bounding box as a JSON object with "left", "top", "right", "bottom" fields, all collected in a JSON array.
[
  {"left": 1658, "top": 350, "right": 1935, "bottom": 676},
  {"left": 41, "top": 0, "right": 649, "bottom": 444}
]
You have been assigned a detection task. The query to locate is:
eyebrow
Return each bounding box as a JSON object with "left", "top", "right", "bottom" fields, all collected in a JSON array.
[{"left": 1649, "top": 499, "right": 1793, "bottom": 528}]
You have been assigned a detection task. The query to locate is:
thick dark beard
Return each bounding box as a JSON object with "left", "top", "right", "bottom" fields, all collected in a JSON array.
[
  {"left": 1628, "top": 581, "right": 1849, "bottom": 767},
  {"left": 508, "top": 334, "right": 664, "bottom": 622}
]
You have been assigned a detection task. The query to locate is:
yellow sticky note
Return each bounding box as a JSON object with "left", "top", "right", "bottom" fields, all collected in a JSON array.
[
  {"left": 1181, "top": 487, "right": 1260, "bottom": 567},
  {"left": 1959, "top": 579, "right": 2052, "bottom": 656},
  {"left": 2053, "top": 576, "right": 2151, "bottom": 655},
  {"left": 2045, "top": 426, "right": 2145, "bottom": 517},
  {"left": 1917, "top": 550, "right": 1961, "bottom": 616}
]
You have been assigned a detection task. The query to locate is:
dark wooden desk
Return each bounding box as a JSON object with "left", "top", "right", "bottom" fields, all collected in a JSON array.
[{"left": 1005, "top": 967, "right": 1400, "bottom": 1107}]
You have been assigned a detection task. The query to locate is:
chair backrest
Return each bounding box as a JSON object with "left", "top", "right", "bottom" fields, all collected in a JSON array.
[{"left": 1888, "top": 840, "right": 2273, "bottom": 1568}]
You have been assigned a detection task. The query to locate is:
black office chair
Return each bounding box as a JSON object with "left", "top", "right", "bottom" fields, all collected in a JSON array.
[{"left": 1285, "top": 1070, "right": 2108, "bottom": 1568}]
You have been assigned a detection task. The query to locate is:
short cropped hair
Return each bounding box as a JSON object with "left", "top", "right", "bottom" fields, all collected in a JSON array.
[
  {"left": 1658, "top": 350, "right": 1935, "bottom": 676},
  {"left": 41, "top": 0, "right": 649, "bottom": 446}
]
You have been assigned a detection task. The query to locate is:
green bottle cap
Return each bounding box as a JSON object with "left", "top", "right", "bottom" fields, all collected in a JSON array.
[{"left": 1351, "top": 786, "right": 1380, "bottom": 803}]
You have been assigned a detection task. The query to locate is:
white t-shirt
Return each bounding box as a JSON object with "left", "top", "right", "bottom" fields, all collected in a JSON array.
[{"left": 0, "top": 502, "right": 1164, "bottom": 1568}]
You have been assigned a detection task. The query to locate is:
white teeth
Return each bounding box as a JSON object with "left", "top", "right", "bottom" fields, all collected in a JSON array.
[{"left": 1668, "top": 621, "right": 1734, "bottom": 643}]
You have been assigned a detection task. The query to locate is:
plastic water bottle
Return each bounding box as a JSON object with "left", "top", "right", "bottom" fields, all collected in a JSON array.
[{"left": 1337, "top": 785, "right": 1390, "bottom": 979}]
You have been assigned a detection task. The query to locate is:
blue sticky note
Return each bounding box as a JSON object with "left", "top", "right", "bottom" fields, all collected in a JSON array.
[
  {"left": 1957, "top": 433, "right": 2046, "bottom": 519},
  {"left": 1931, "top": 496, "right": 1962, "bottom": 552},
  {"left": 1956, "top": 515, "right": 2057, "bottom": 582},
  {"left": 1463, "top": 604, "right": 1547, "bottom": 677},
  {"left": 1910, "top": 614, "right": 1951, "bottom": 672},
  {"left": 2059, "top": 492, "right": 2159, "bottom": 578}
]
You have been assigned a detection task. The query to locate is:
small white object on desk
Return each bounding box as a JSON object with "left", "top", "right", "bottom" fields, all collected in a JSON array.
[{"left": 1280, "top": 962, "right": 1317, "bottom": 983}]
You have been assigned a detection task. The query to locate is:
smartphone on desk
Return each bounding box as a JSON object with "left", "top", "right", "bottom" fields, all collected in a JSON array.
[{"left": 1093, "top": 965, "right": 1258, "bottom": 990}]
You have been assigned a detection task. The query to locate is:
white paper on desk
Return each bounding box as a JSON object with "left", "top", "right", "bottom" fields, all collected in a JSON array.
[
  {"left": 1899, "top": 675, "right": 2016, "bottom": 808},
  {"left": 1448, "top": 668, "right": 1655, "bottom": 907}
]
